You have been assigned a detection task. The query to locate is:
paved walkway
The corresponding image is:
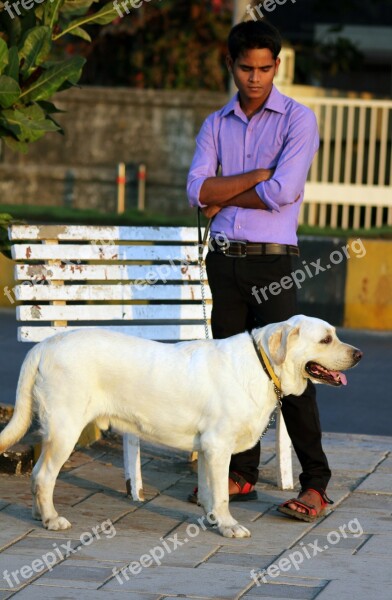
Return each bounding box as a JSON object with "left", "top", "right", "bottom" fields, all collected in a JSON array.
[{"left": 0, "top": 429, "right": 391, "bottom": 599}]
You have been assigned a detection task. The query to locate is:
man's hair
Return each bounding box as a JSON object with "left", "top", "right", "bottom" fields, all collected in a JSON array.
[{"left": 228, "top": 20, "right": 282, "bottom": 61}]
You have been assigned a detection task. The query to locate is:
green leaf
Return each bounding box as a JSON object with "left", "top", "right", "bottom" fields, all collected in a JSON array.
[
  {"left": 36, "top": 100, "right": 65, "bottom": 114},
  {"left": 3, "top": 135, "right": 29, "bottom": 153},
  {"left": 46, "top": 114, "right": 65, "bottom": 135},
  {"left": 0, "top": 76, "right": 21, "bottom": 108},
  {"left": 2, "top": 105, "right": 60, "bottom": 145},
  {"left": 19, "top": 26, "right": 52, "bottom": 78},
  {"left": 43, "top": 0, "right": 65, "bottom": 28},
  {"left": 0, "top": 39, "right": 8, "bottom": 76},
  {"left": 61, "top": 0, "right": 100, "bottom": 14},
  {"left": 5, "top": 46, "right": 19, "bottom": 82},
  {"left": 0, "top": 115, "right": 21, "bottom": 138},
  {"left": 53, "top": 1, "right": 121, "bottom": 39},
  {"left": 21, "top": 56, "right": 86, "bottom": 102},
  {"left": 84, "top": 0, "right": 122, "bottom": 24},
  {"left": 70, "top": 26, "right": 92, "bottom": 42}
]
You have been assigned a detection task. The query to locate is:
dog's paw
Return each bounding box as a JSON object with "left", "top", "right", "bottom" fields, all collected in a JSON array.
[
  {"left": 44, "top": 516, "right": 72, "bottom": 531},
  {"left": 219, "top": 523, "right": 251, "bottom": 538}
]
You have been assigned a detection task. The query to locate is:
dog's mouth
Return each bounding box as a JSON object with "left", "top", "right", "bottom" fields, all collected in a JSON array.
[{"left": 305, "top": 362, "right": 347, "bottom": 386}]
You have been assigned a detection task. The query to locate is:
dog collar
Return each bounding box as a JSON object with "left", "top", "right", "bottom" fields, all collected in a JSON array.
[{"left": 251, "top": 335, "right": 282, "bottom": 404}]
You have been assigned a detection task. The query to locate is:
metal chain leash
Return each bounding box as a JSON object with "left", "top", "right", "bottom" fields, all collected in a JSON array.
[
  {"left": 199, "top": 252, "right": 210, "bottom": 340},
  {"left": 197, "top": 208, "right": 211, "bottom": 340},
  {"left": 259, "top": 392, "right": 282, "bottom": 440}
]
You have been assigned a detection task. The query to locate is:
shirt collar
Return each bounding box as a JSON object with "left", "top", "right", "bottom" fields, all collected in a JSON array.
[{"left": 221, "top": 85, "right": 287, "bottom": 119}]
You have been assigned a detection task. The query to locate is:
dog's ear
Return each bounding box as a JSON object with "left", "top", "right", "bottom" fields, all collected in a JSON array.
[{"left": 268, "top": 325, "right": 300, "bottom": 365}]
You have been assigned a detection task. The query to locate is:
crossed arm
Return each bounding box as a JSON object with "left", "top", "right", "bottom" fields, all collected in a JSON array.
[{"left": 199, "top": 168, "right": 272, "bottom": 218}]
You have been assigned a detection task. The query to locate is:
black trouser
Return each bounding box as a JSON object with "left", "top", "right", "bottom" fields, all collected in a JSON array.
[{"left": 205, "top": 250, "right": 331, "bottom": 494}]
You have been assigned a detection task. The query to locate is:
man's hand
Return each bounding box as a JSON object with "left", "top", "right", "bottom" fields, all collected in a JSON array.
[{"left": 202, "top": 205, "right": 222, "bottom": 219}]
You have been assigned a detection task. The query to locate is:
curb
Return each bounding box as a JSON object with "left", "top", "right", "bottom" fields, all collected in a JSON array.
[{"left": 0, "top": 404, "right": 101, "bottom": 475}]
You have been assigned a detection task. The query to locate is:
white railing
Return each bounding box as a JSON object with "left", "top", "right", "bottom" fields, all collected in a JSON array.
[{"left": 300, "top": 97, "right": 392, "bottom": 229}]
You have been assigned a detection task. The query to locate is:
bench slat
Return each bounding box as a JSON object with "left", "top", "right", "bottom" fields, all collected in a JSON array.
[
  {"left": 9, "top": 225, "right": 205, "bottom": 242},
  {"left": 15, "top": 264, "right": 204, "bottom": 282},
  {"left": 12, "top": 244, "right": 201, "bottom": 262},
  {"left": 15, "top": 284, "right": 212, "bottom": 301},
  {"left": 17, "top": 304, "right": 212, "bottom": 321},
  {"left": 18, "top": 324, "right": 212, "bottom": 343}
]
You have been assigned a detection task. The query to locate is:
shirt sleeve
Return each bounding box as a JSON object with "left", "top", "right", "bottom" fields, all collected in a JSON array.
[
  {"left": 255, "top": 107, "right": 319, "bottom": 212},
  {"left": 187, "top": 115, "right": 219, "bottom": 208}
]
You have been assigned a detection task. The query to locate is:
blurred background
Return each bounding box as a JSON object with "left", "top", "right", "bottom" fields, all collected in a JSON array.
[{"left": 0, "top": 0, "right": 391, "bottom": 218}]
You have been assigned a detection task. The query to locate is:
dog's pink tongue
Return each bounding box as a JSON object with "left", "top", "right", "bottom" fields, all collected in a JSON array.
[{"left": 332, "top": 370, "right": 347, "bottom": 385}]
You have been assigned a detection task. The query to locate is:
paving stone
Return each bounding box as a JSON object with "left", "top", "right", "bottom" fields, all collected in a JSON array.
[
  {"left": 0, "top": 552, "right": 54, "bottom": 591},
  {"left": 244, "top": 582, "right": 324, "bottom": 598},
  {"left": 114, "top": 510, "right": 184, "bottom": 537},
  {"left": 61, "top": 462, "right": 126, "bottom": 493},
  {"left": 248, "top": 575, "right": 330, "bottom": 588},
  {"left": 1, "top": 432, "right": 391, "bottom": 600},
  {"left": 72, "top": 490, "right": 138, "bottom": 512},
  {"left": 356, "top": 533, "right": 392, "bottom": 555},
  {"left": 354, "top": 472, "right": 392, "bottom": 494},
  {"left": 287, "top": 531, "right": 369, "bottom": 554},
  {"left": 74, "top": 530, "right": 219, "bottom": 569},
  {"left": 13, "top": 586, "right": 160, "bottom": 599},
  {"left": 337, "top": 491, "right": 392, "bottom": 510},
  {"left": 376, "top": 456, "right": 392, "bottom": 473},
  {"left": 3, "top": 535, "right": 81, "bottom": 556},
  {"left": 171, "top": 509, "right": 321, "bottom": 554},
  {"left": 60, "top": 448, "right": 109, "bottom": 472},
  {"left": 0, "top": 475, "right": 34, "bottom": 505},
  {"left": 36, "top": 562, "right": 115, "bottom": 587},
  {"left": 316, "top": 579, "right": 392, "bottom": 600},
  {"left": 270, "top": 551, "right": 391, "bottom": 582},
  {"left": 102, "top": 565, "right": 254, "bottom": 598},
  {"left": 141, "top": 489, "right": 202, "bottom": 518},
  {"left": 0, "top": 513, "right": 34, "bottom": 539},
  {"left": 201, "top": 551, "right": 273, "bottom": 570},
  {"left": 315, "top": 508, "right": 392, "bottom": 534}
]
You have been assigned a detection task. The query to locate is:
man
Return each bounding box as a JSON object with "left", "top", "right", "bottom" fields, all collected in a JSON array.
[{"left": 187, "top": 19, "right": 332, "bottom": 520}]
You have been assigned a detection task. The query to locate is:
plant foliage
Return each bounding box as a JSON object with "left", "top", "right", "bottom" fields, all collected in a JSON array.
[{"left": 0, "top": 0, "right": 121, "bottom": 152}]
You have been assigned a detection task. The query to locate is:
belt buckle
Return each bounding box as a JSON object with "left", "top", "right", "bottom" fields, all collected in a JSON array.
[{"left": 224, "top": 240, "right": 247, "bottom": 258}]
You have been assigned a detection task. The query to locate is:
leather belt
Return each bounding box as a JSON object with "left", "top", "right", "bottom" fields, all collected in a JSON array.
[{"left": 211, "top": 239, "right": 299, "bottom": 258}]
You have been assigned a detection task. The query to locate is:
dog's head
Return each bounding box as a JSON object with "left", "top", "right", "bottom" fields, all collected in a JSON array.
[{"left": 254, "top": 315, "right": 362, "bottom": 397}]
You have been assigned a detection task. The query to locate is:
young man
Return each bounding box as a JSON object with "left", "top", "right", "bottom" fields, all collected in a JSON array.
[{"left": 187, "top": 20, "right": 332, "bottom": 520}]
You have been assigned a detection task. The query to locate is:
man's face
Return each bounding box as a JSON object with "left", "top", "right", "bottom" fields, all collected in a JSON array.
[{"left": 227, "top": 48, "right": 280, "bottom": 106}]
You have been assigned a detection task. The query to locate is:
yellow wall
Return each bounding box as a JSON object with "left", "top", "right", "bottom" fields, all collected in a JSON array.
[
  {"left": 344, "top": 239, "right": 392, "bottom": 330},
  {"left": 0, "top": 254, "right": 16, "bottom": 308}
]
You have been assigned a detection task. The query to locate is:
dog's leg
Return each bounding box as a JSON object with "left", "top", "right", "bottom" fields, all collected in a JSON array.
[
  {"left": 196, "top": 451, "right": 210, "bottom": 510},
  {"left": 31, "top": 433, "right": 79, "bottom": 531},
  {"left": 203, "top": 448, "right": 251, "bottom": 539}
]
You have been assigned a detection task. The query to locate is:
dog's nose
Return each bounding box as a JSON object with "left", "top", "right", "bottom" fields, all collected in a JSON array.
[{"left": 353, "top": 349, "right": 363, "bottom": 362}]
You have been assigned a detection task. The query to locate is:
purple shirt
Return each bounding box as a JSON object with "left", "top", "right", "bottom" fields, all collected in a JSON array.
[{"left": 187, "top": 85, "right": 319, "bottom": 245}]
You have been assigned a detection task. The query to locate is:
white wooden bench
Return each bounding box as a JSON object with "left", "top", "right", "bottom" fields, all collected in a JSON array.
[{"left": 8, "top": 224, "right": 294, "bottom": 499}]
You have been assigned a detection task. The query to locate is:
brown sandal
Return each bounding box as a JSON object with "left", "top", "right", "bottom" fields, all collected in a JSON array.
[
  {"left": 188, "top": 471, "right": 258, "bottom": 504},
  {"left": 277, "top": 488, "right": 333, "bottom": 522}
]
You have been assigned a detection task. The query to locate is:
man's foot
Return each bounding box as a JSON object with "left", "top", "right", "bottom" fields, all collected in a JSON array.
[
  {"left": 277, "top": 489, "right": 333, "bottom": 522},
  {"left": 188, "top": 471, "right": 257, "bottom": 504}
]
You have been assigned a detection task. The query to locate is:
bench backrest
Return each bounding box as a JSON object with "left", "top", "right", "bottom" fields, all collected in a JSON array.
[{"left": 9, "top": 225, "right": 212, "bottom": 343}]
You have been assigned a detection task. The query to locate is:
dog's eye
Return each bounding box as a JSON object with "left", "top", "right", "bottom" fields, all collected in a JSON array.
[{"left": 320, "top": 335, "right": 333, "bottom": 344}]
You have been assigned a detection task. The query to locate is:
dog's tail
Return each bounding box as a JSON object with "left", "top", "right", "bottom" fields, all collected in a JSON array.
[{"left": 0, "top": 342, "right": 42, "bottom": 453}]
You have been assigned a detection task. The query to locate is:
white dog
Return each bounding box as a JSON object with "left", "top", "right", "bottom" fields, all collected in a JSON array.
[{"left": 0, "top": 315, "right": 362, "bottom": 538}]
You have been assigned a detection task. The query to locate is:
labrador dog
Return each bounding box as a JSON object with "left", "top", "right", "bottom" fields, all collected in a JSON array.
[{"left": 0, "top": 315, "right": 362, "bottom": 538}]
